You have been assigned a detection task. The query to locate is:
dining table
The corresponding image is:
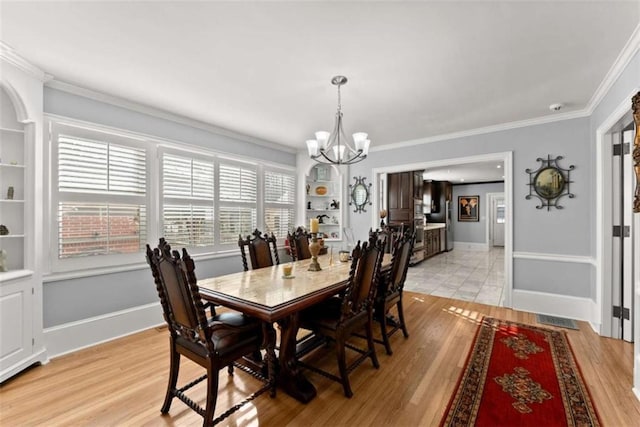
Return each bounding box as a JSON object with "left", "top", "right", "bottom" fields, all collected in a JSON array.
[{"left": 198, "top": 252, "right": 392, "bottom": 403}]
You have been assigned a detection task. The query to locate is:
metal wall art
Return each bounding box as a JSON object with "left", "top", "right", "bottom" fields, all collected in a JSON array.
[
  {"left": 349, "top": 176, "right": 372, "bottom": 213},
  {"left": 526, "top": 155, "right": 574, "bottom": 210}
]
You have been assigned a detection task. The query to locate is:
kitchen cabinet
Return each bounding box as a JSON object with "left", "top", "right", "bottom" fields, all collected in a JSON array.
[
  {"left": 387, "top": 171, "right": 412, "bottom": 223},
  {"left": 424, "top": 226, "right": 443, "bottom": 259}
]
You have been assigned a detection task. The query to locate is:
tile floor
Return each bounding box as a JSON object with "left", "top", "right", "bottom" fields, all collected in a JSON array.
[{"left": 404, "top": 247, "right": 505, "bottom": 306}]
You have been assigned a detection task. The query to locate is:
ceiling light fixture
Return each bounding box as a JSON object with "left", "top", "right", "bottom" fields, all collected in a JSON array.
[{"left": 306, "top": 76, "right": 370, "bottom": 165}]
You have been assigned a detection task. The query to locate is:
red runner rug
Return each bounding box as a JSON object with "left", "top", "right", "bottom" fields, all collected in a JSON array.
[{"left": 441, "top": 317, "right": 601, "bottom": 426}]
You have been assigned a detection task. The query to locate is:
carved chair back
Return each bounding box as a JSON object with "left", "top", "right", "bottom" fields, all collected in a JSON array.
[
  {"left": 288, "top": 226, "right": 311, "bottom": 261},
  {"left": 340, "top": 239, "right": 384, "bottom": 324},
  {"left": 146, "top": 238, "right": 212, "bottom": 350},
  {"left": 385, "top": 230, "right": 415, "bottom": 296},
  {"left": 238, "top": 229, "right": 280, "bottom": 271}
]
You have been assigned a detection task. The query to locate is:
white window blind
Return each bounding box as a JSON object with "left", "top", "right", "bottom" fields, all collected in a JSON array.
[
  {"left": 264, "top": 170, "right": 296, "bottom": 238},
  {"left": 218, "top": 162, "right": 257, "bottom": 243},
  {"left": 57, "top": 133, "right": 147, "bottom": 259},
  {"left": 162, "top": 153, "right": 215, "bottom": 246}
]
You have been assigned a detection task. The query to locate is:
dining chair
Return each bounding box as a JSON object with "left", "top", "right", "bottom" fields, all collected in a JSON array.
[
  {"left": 146, "top": 238, "right": 272, "bottom": 427},
  {"left": 298, "top": 239, "right": 384, "bottom": 398},
  {"left": 374, "top": 229, "right": 415, "bottom": 355},
  {"left": 238, "top": 229, "right": 280, "bottom": 271},
  {"left": 288, "top": 226, "right": 312, "bottom": 261}
]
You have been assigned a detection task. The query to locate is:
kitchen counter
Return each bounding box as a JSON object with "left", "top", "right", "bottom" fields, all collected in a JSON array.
[{"left": 424, "top": 223, "right": 445, "bottom": 230}]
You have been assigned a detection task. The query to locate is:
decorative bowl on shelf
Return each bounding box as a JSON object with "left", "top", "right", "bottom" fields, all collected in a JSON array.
[{"left": 315, "top": 185, "right": 328, "bottom": 195}]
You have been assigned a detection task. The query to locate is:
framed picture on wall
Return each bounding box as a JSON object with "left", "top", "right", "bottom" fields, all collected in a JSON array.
[{"left": 458, "top": 195, "right": 479, "bottom": 222}]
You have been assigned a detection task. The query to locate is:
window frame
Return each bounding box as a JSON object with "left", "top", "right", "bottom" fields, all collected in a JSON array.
[{"left": 45, "top": 115, "right": 297, "bottom": 276}]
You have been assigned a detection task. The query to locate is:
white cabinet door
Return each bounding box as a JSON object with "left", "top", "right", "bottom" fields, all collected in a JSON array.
[{"left": 0, "top": 274, "right": 33, "bottom": 381}]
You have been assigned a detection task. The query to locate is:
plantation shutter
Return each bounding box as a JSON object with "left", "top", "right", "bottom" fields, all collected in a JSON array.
[
  {"left": 162, "top": 153, "right": 215, "bottom": 247},
  {"left": 57, "top": 135, "right": 147, "bottom": 258},
  {"left": 218, "top": 162, "right": 257, "bottom": 243},
  {"left": 264, "top": 170, "right": 296, "bottom": 238}
]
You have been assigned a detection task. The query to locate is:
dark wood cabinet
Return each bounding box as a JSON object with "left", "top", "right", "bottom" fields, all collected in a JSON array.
[
  {"left": 425, "top": 228, "right": 442, "bottom": 259},
  {"left": 388, "top": 171, "right": 412, "bottom": 223},
  {"left": 412, "top": 171, "right": 423, "bottom": 199}
]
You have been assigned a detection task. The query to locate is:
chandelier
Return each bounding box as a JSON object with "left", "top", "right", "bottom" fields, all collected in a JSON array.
[{"left": 305, "top": 76, "right": 370, "bottom": 165}]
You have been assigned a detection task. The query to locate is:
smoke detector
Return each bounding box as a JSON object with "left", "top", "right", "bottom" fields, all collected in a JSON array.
[{"left": 549, "top": 103, "right": 564, "bottom": 112}]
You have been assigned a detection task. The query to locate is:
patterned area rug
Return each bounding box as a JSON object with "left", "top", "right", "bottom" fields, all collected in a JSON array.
[{"left": 440, "top": 317, "right": 601, "bottom": 426}]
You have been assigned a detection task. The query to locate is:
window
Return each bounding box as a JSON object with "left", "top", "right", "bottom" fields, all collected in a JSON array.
[
  {"left": 264, "top": 169, "right": 295, "bottom": 239},
  {"left": 162, "top": 153, "right": 214, "bottom": 247},
  {"left": 47, "top": 117, "right": 296, "bottom": 273},
  {"left": 218, "top": 161, "right": 257, "bottom": 244},
  {"left": 55, "top": 126, "right": 148, "bottom": 262}
]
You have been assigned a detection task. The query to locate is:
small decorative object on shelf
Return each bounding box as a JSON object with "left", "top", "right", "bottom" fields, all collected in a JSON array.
[
  {"left": 0, "top": 224, "right": 8, "bottom": 235},
  {"left": 306, "top": 183, "right": 310, "bottom": 195},
  {"left": 308, "top": 232, "right": 322, "bottom": 271},
  {"left": 307, "top": 201, "right": 312, "bottom": 210},
  {"left": 317, "top": 214, "right": 330, "bottom": 224},
  {"left": 330, "top": 199, "right": 339, "bottom": 209},
  {"left": 379, "top": 209, "right": 387, "bottom": 227},
  {"left": 526, "top": 154, "right": 575, "bottom": 210},
  {"left": 0, "top": 249, "right": 7, "bottom": 272},
  {"left": 9, "top": 161, "right": 17, "bottom": 165},
  {"left": 7, "top": 186, "right": 14, "bottom": 200}
]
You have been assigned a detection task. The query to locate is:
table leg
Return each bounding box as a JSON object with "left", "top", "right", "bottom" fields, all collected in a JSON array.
[
  {"left": 276, "top": 314, "right": 317, "bottom": 403},
  {"left": 261, "top": 322, "right": 277, "bottom": 397}
]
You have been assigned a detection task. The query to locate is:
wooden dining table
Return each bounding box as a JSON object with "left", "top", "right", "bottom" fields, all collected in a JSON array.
[{"left": 198, "top": 253, "right": 392, "bottom": 403}]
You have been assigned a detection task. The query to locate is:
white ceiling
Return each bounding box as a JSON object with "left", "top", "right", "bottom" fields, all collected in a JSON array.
[{"left": 1, "top": 1, "right": 638, "bottom": 160}]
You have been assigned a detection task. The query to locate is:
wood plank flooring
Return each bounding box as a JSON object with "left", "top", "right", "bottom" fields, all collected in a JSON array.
[{"left": 2, "top": 293, "right": 639, "bottom": 426}]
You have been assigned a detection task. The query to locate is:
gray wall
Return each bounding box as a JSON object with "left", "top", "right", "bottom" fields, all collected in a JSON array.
[
  {"left": 452, "top": 182, "right": 504, "bottom": 244},
  {"left": 349, "top": 116, "right": 592, "bottom": 298},
  {"left": 43, "top": 87, "right": 295, "bottom": 327}
]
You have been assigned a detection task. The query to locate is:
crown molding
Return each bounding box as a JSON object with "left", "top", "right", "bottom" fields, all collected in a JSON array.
[
  {"left": 0, "top": 41, "right": 52, "bottom": 82},
  {"left": 586, "top": 22, "right": 640, "bottom": 115},
  {"left": 45, "top": 79, "right": 297, "bottom": 154},
  {"left": 370, "top": 109, "right": 589, "bottom": 153},
  {"left": 372, "top": 22, "right": 640, "bottom": 155}
]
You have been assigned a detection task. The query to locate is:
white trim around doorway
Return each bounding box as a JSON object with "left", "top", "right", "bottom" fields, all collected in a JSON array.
[{"left": 370, "top": 151, "right": 513, "bottom": 307}]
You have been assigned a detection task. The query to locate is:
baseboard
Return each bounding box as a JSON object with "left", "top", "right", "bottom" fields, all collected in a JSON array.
[
  {"left": 452, "top": 241, "right": 489, "bottom": 251},
  {"left": 43, "top": 302, "right": 164, "bottom": 359},
  {"left": 511, "top": 289, "right": 596, "bottom": 323}
]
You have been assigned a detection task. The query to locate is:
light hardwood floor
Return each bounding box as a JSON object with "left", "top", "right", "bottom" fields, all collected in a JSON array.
[{"left": 2, "top": 293, "right": 639, "bottom": 426}]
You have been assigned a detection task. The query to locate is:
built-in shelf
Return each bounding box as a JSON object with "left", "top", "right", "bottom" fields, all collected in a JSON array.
[
  {"left": 0, "top": 127, "right": 24, "bottom": 134},
  {"left": 0, "top": 269, "right": 34, "bottom": 282},
  {"left": 306, "top": 164, "right": 342, "bottom": 240},
  {"left": 0, "top": 164, "right": 25, "bottom": 168},
  {"left": 0, "top": 235, "right": 26, "bottom": 238},
  {"left": 0, "top": 199, "right": 24, "bottom": 203}
]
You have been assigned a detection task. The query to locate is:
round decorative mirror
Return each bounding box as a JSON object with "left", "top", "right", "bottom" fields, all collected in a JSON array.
[
  {"left": 525, "top": 155, "right": 574, "bottom": 210},
  {"left": 349, "top": 176, "right": 372, "bottom": 213},
  {"left": 534, "top": 167, "right": 565, "bottom": 199}
]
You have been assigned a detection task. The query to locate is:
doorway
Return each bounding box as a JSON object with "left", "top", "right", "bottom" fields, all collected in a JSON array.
[
  {"left": 487, "top": 192, "right": 505, "bottom": 248},
  {"left": 371, "top": 152, "right": 513, "bottom": 307}
]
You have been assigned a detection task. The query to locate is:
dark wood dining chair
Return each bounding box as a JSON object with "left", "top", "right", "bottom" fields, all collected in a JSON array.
[
  {"left": 298, "top": 239, "right": 384, "bottom": 398},
  {"left": 288, "top": 226, "right": 312, "bottom": 261},
  {"left": 374, "top": 229, "right": 415, "bottom": 355},
  {"left": 238, "top": 229, "right": 280, "bottom": 271},
  {"left": 146, "top": 238, "right": 272, "bottom": 427}
]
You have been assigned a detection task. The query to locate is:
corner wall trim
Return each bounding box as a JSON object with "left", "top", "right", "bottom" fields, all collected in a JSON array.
[
  {"left": 513, "top": 251, "right": 596, "bottom": 266},
  {"left": 511, "top": 289, "right": 599, "bottom": 324},
  {"left": 43, "top": 302, "right": 163, "bottom": 359}
]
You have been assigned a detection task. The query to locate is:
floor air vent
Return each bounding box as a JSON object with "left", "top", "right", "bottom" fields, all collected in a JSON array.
[{"left": 536, "top": 314, "right": 578, "bottom": 330}]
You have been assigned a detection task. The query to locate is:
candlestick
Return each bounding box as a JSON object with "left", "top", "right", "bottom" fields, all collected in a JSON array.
[
  {"left": 308, "top": 232, "right": 322, "bottom": 271},
  {"left": 310, "top": 217, "right": 319, "bottom": 233}
]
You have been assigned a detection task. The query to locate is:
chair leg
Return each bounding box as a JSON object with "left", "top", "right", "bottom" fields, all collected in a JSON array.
[
  {"left": 336, "top": 336, "right": 353, "bottom": 398},
  {"left": 379, "top": 309, "right": 393, "bottom": 355},
  {"left": 227, "top": 364, "right": 234, "bottom": 375},
  {"left": 397, "top": 299, "right": 409, "bottom": 338},
  {"left": 366, "top": 314, "right": 380, "bottom": 369},
  {"left": 161, "top": 343, "right": 180, "bottom": 413},
  {"left": 203, "top": 366, "right": 219, "bottom": 427}
]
